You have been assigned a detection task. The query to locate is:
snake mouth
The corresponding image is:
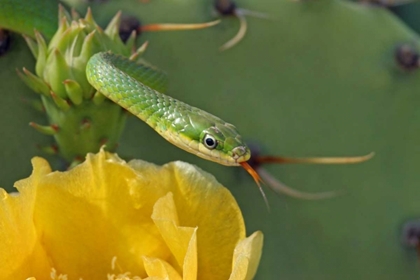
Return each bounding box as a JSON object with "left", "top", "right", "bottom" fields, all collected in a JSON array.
[{"left": 232, "top": 146, "right": 250, "bottom": 163}]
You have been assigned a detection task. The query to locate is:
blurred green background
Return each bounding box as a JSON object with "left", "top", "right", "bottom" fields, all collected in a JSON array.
[{"left": 1, "top": 0, "right": 420, "bottom": 278}]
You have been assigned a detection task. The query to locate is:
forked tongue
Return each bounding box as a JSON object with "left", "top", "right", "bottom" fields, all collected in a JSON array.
[{"left": 240, "top": 161, "right": 270, "bottom": 212}]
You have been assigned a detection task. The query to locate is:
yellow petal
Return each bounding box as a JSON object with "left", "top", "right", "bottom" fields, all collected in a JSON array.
[
  {"left": 142, "top": 256, "right": 182, "bottom": 280},
  {"left": 229, "top": 231, "right": 264, "bottom": 280},
  {"left": 0, "top": 158, "right": 51, "bottom": 279},
  {"left": 30, "top": 151, "right": 169, "bottom": 278},
  {"left": 0, "top": 150, "right": 262, "bottom": 279},
  {"left": 151, "top": 192, "right": 197, "bottom": 278},
  {"left": 130, "top": 160, "right": 246, "bottom": 279},
  {"left": 181, "top": 226, "right": 197, "bottom": 280}
]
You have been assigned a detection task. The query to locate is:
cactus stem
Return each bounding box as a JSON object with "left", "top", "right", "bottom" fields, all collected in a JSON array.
[
  {"left": 50, "top": 91, "right": 71, "bottom": 111},
  {"left": 29, "top": 122, "right": 59, "bottom": 135}
]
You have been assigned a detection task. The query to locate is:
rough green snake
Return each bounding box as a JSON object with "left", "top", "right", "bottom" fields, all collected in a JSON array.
[
  {"left": 85, "top": 52, "right": 374, "bottom": 208},
  {"left": 0, "top": 0, "right": 373, "bottom": 208},
  {"left": 85, "top": 52, "right": 270, "bottom": 204},
  {"left": 86, "top": 52, "right": 252, "bottom": 167}
]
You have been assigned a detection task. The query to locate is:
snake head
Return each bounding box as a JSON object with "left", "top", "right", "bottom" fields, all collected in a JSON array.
[
  {"left": 197, "top": 123, "right": 251, "bottom": 166},
  {"left": 174, "top": 110, "right": 251, "bottom": 166}
]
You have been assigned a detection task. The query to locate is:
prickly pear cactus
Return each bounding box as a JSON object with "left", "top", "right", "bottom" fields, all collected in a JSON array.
[{"left": 2, "top": 0, "right": 420, "bottom": 279}]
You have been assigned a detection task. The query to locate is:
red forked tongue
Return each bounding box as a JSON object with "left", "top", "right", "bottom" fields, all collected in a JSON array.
[{"left": 240, "top": 161, "right": 270, "bottom": 212}]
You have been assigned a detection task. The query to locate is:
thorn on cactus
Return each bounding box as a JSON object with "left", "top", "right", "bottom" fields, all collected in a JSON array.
[
  {"left": 117, "top": 13, "right": 220, "bottom": 47},
  {"left": 214, "top": 0, "right": 269, "bottom": 51},
  {"left": 29, "top": 122, "right": 59, "bottom": 135},
  {"left": 140, "top": 20, "right": 221, "bottom": 33},
  {"left": 244, "top": 143, "right": 372, "bottom": 201}
]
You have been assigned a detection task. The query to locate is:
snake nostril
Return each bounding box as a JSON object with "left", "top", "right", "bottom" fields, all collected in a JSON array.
[{"left": 232, "top": 146, "right": 246, "bottom": 157}]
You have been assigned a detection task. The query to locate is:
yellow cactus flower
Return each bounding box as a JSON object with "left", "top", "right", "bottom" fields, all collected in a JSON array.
[{"left": 0, "top": 150, "right": 263, "bottom": 280}]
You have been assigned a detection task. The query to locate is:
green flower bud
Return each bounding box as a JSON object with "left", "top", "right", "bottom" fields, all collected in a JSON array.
[
  {"left": 17, "top": 68, "right": 50, "bottom": 96},
  {"left": 63, "top": 79, "right": 83, "bottom": 105},
  {"left": 19, "top": 6, "right": 138, "bottom": 163}
]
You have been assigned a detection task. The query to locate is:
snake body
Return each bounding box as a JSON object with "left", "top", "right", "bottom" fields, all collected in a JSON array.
[{"left": 86, "top": 52, "right": 251, "bottom": 166}]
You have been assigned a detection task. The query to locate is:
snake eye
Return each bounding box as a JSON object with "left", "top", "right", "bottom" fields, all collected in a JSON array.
[{"left": 203, "top": 134, "right": 217, "bottom": 149}]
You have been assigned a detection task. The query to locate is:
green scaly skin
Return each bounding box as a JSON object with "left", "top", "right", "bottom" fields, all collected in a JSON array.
[{"left": 86, "top": 52, "right": 251, "bottom": 166}]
